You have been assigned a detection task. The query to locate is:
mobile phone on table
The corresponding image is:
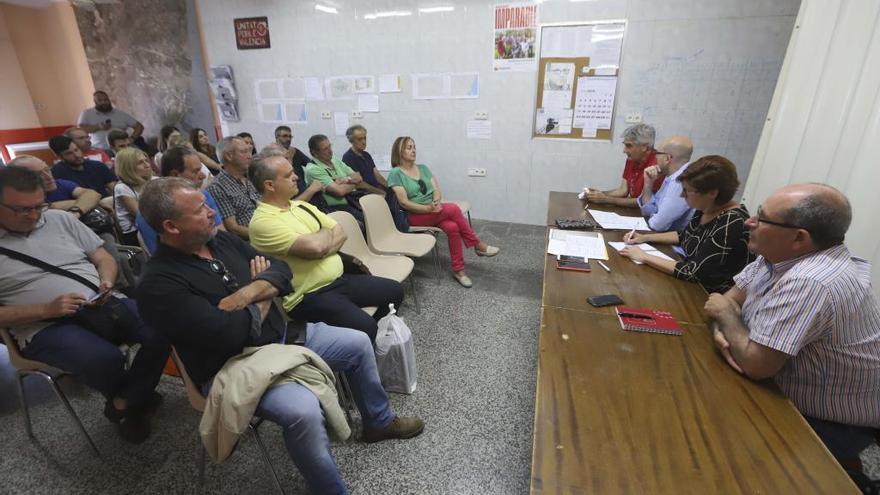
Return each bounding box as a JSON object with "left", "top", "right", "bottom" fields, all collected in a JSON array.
[{"left": 587, "top": 294, "right": 624, "bottom": 307}]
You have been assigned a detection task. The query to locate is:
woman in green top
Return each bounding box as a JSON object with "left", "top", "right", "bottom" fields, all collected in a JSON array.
[{"left": 387, "top": 136, "right": 500, "bottom": 288}]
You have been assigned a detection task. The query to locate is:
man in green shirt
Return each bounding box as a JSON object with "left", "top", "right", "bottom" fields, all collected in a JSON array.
[{"left": 304, "top": 134, "right": 371, "bottom": 224}]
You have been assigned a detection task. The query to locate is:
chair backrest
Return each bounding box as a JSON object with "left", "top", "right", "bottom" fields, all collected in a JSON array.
[
  {"left": 137, "top": 231, "right": 151, "bottom": 257},
  {"left": 327, "top": 211, "right": 373, "bottom": 260},
  {"left": 0, "top": 327, "right": 51, "bottom": 372},
  {"left": 359, "top": 194, "right": 399, "bottom": 250},
  {"left": 170, "top": 346, "right": 207, "bottom": 412}
]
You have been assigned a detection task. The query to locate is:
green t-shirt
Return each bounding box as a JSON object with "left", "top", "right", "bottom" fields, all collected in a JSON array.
[
  {"left": 387, "top": 164, "right": 435, "bottom": 205},
  {"left": 304, "top": 158, "right": 356, "bottom": 206}
]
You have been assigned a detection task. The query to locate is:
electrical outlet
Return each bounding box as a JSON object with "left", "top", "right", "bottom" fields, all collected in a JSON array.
[
  {"left": 351, "top": 111, "right": 363, "bottom": 119},
  {"left": 474, "top": 111, "right": 489, "bottom": 120},
  {"left": 467, "top": 168, "right": 487, "bottom": 177},
  {"left": 321, "top": 112, "right": 332, "bottom": 119},
  {"left": 625, "top": 112, "right": 642, "bottom": 124}
]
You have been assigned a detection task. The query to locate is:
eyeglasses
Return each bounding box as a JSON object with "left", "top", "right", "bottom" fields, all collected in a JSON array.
[
  {"left": 655, "top": 151, "right": 670, "bottom": 158},
  {"left": 417, "top": 179, "right": 428, "bottom": 194},
  {"left": 0, "top": 202, "right": 50, "bottom": 216},
  {"left": 755, "top": 206, "right": 807, "bottom": 231},
  {"left": 203, "top": 257, "right": 240, "bottom": 292}
]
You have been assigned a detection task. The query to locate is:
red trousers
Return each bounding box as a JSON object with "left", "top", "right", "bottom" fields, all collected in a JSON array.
[{"left": 408, "top": 203, "right": 480, "bottom": 272}]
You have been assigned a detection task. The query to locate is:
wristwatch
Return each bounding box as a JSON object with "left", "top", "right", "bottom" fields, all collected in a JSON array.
[{"left": 69, "top": 206, "right": 83, "bottom": 214}]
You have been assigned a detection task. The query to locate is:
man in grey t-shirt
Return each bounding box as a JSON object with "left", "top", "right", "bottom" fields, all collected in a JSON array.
[
  {"left": 77, "top": 90, "right": 144, "bottom": 150},
  {"left": 0, "top": 167, "right": 167, "bottom": 443}
]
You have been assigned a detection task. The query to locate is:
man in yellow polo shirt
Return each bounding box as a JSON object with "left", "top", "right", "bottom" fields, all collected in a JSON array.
[{"left": 248, "top": 153, "right": 404, "bottom": 341}]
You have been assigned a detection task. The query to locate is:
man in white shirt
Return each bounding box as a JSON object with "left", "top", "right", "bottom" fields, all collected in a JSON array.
[{"left": 77, "top": 91, "right": 144, "bottom": 150}]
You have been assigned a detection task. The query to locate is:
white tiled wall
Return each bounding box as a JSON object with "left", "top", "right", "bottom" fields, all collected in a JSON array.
[{"left": 197, "top": 0, "right": 798, "bottom": 225}]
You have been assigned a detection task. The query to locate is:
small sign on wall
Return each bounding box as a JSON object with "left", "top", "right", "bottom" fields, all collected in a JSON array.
[{"left": 234, "top": 17, "right": 270, "bottom": 50}]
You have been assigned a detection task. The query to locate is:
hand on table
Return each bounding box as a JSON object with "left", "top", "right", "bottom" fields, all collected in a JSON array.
[
  {"left": 713, "top": 327, "right": 744, "bottom": 374},
  {"left": 619, "top": 245, "right": 647, "bottom": 263},
  {"left": 584, "top": 190, "right": 608, "bottom": 204},
  {"left": 704, "top": 293, "right": 741, "bottom": 321}
]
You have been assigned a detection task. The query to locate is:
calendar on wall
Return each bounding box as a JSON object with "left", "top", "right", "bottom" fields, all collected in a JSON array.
[{"left": 533, "top": 21, "right": 625, "bottom": 141}]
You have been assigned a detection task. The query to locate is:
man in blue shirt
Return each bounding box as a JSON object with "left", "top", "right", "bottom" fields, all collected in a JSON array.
[
  {"left": 48, "top": 135, "right": 117, "bottom": 198},
  {"left": 8, "top": 155, "right": 101, "bottom": 218},
  {"left": 341, "top": 125, "right": 387, "bottom": 195},
  {"left": 135, "top": 146, "right": 224, "bottom": 254},
  {"left": 638, "top": 136, "right": 695, "bottom": 232}
]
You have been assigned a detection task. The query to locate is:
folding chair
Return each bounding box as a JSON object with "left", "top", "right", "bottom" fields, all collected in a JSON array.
[{"left": 359, "top": 194, "right": 439, "bottom": 278}]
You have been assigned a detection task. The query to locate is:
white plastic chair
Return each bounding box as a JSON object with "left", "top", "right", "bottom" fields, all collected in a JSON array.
[{"left": 359, "top": 194, "right": 439, "bottom": 279}]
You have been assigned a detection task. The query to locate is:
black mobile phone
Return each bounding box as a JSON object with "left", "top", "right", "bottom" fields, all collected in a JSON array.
[{"left": 587, "top": 294, "right": 624, "bottom": 307}]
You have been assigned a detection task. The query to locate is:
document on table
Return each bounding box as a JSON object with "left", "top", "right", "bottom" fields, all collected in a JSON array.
[
  {"left": 547, "top": 229, "right": 608, "bottom": 260},
  {"left": 587, "top": 209, "right": 650, "bottom": 231},
  {"left": 607, "top": 242, "right": 675, "bottom": 265}
]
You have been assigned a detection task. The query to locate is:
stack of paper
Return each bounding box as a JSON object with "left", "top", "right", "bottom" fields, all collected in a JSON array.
[
  {"left": 607, "top": 242, "right": 675, "bottom": 265},
  {"left": 588, "top": 209, "right": 650, "bottom": 231},
  {"left": 547, "top": 229, "right": 608, "bottom": 260}
]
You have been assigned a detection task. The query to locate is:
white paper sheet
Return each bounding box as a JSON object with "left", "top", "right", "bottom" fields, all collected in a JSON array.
[
  {"left": 466, "top": 120, "right": 492, "bottom": 140},
  {"left": 535, "top": 108, "right": 573, "bottom": 135},
  {"left": 353, "top": 75, "right": 375, "bottom": 93},
  {"left": 282, "top": 78, "right": 305, "bottom": 100},
  {"left": 587, "top": 209, "right": 650, "bottom": 231},
  {"left": 333, "top": 112, "right": 350, "bottom": 136},
  {"left": 589, "top": 23, "right": 624, "bottom": 68},
  {"left": 326, "top": 77, "right": 355, "bottom": 100},
  {"left": 304, "top": 77, "right": 324, "bottom": 100},
  {"left": 357, "top": 94, "right": 379, "bottom": 113},
  {"left": 547, "top": 229, "right": 608, "bottom": 260},
  {"left": 259, "top": 102, "right": 284, "bottom": 123},
  {"left": 412, "top": 73, "right": 447, "bottom": 99},
  {"left": 540, "top": 25, "right": 592, "bottom": 58},
  {"left": 284, "top": 102, "right": 307, "bottom": 123},
  {"left": 607, "top": 242, "right": 675, "bottom": 265},
  {"left": 255, "top": 79, "right": 281, "bottom": 100},
  {"left": 573, "top": 76, "right": 616, "bottom": 129},
  {"left": 449, "top": 72, "right": 480, "bottom": 99},
  {"left": 379, "top": 74, "right": 401, "bottom": 93}
]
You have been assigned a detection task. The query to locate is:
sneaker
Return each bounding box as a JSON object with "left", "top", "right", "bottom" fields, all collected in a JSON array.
[
  {"left": 476, "top": 245, "right": 500, "bottom": 257},
  {"left": 361, "top": 416, "right": 425, "bottom": 443},
  {"left": 453, "top": 272, "right": 473, "bottom": 288}
]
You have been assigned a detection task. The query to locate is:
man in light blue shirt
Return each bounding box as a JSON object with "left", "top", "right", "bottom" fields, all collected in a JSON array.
[{"left": 638, "top": 136, "right": 695, "bottom": 232}]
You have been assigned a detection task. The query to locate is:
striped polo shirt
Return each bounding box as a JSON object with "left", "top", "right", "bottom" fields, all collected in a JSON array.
[{"left": 735, "top": 244, "right": 880, "bottom": 427}]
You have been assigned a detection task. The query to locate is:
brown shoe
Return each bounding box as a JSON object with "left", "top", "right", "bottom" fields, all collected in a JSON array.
[{"left": 362, "top": 416, "right": 425, "bottom": 443}]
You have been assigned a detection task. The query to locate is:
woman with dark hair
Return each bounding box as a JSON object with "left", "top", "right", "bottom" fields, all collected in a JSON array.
[
  {"left": 387, "top": 136, "right": 500, "bottom": 288},
  {"left": 236, "top": 131, "right": 257, "bottom": 155},
  {"left": 621, "top": 155, "right": 754, "bottom": 293},
  {"left": 191, "top": 128, "right": 218, "bottom": 161}
]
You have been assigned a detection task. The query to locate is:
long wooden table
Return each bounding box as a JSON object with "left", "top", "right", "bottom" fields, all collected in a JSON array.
[{"left": 530, "top": 192, "right": 857, "bottom": 494}]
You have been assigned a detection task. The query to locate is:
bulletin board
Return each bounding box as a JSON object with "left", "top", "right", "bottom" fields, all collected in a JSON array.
[{"left": 532, "top": 21, "right": 626, "bottom": 141}]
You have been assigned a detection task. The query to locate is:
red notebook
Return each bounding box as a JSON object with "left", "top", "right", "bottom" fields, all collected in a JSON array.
[{"left": 615, "top": 306, "right": 683, "bottom": 336}]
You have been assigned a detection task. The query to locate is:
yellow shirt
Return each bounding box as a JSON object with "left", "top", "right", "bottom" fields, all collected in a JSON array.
[{"left": 249, "top": 200, "right": 343, "bottom": 311}]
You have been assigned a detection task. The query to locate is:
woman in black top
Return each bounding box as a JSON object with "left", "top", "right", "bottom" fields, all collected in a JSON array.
[{"left": 620, "top": 155, "right": 754, "bottom": 293}]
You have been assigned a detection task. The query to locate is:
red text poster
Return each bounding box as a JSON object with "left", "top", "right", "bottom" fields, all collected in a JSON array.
[
  {"left": 493, "top": 3, "right": 537, "bottom": 72},
  {"left": 235, "top": 17, "right": 270, "bottom": 50}
]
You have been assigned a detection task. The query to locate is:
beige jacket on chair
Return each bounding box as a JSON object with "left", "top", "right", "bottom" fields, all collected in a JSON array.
[{"left": 199, "top": 343, "right": 351, "bottom": 462}]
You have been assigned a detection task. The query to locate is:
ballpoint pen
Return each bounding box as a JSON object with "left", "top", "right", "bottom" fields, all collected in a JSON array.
[{"left": 597, "top": 260, "right": 611, "bottom": 272}]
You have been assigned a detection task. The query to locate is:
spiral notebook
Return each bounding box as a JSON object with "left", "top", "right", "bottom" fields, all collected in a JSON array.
[{"left": 615, "top": 306, "right": 683, "bottom": 336}]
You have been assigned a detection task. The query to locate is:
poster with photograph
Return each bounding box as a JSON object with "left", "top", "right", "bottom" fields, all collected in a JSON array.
[{"left": 493, "top": 3, "right": 537, "bottom": 72}]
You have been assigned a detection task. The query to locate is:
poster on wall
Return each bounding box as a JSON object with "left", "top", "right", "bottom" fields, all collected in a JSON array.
[
  {"left": 210, "top": 65, "right": 239, "bottom": 122},
  {"left": 234, "top": 17, "right": 270, "bottom": 50},
  {"left": 493, "top": 2, "right": 538, "bottom": 72}
]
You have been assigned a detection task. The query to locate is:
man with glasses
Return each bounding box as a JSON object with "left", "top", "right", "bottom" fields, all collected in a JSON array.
[
  {"left": 637, "top": 136, "right": 695, "bottom": 232},
  {"left": 585, "top": 123, "right": 664, "bottom": 208},
  {"left": 249, "top": 154, "right": 404, "bottom": 341},
  {"left": 0, "top": 166, "right": 168, "bottom": 443},
  {"left": 7, "top": 154, "right": 101, "bottom": 218},
  {"left": 704, "top": 183, "right": 880, "bottom": 478},
  {"left": 274, "top": 125, "right": 313, "bottom": 192},
  {"left": 137, "top": 177, "right": 423, "bottom": 494},
  {"left": 304, "top": 134, "right": 370, "bottom": 224}
]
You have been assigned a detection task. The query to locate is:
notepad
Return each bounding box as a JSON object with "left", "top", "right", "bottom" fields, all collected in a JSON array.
[
  {"left": 615, "top": 306, "right": 683, "bottom": 336},
  {"left": 587, "top": 209, "right": 650, "bottom": 231},
  {"left": 607, "top": 242, "right": 675, "bottom": 265}
]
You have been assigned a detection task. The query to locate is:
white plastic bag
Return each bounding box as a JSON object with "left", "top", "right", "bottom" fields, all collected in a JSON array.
[{"left": 375, "top": 304, "right": 417, "bottom": 394}]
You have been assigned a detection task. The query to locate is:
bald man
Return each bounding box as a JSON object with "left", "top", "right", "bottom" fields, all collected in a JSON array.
[
  {"left": 638, "top": 136, "right": 695, "bottom": 232},
  {"left": 705, "top": 184, "right": 880, "bottom": 471},
  {"left": 7, "top": 155, "right": 101, "bottom": 218}
]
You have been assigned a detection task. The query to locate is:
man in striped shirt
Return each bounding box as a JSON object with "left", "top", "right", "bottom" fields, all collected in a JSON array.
[{"left": 704, "top": 183, "right": 880, "bottom": 469}]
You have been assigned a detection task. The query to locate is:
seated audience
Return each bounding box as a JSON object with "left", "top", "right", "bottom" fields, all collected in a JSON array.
[
  {"left": 622, "top": 155, "right": 753, "bottom": 293},
  {"left": 65, "top": 127, "right": 112, "bottom": 166},
  {"left": 586, "top": 123, "right": 663, "bottom": 207},
  {"left": 275, "top": 125, "right": 312, "bottom": 188},
  {"left": 191, "top": 127, "right": 220, "bottom": 174},
  {"left": 704, "top": 183, "right": 880, "bottom": 473},
  {"left": 259, "top": 144, "right": 324, "bottom": 203},
  {"left": 135, "top": 146, "right": 224, "bottom": 254},
  {"left": 387, "top": 136, "right": 500, "bottom": 288},
  {"left": 638, "top": 136, "right": 695, "bottom": 232},
  {"left": 341, "top": 125, "right": 388, "bottom": 195},
  {"left": 249, "top": 154, "right": 404, "bottom": 341},
  {"left": 0, "top": 166, "right": 168, "bottom": 443},
  {"left": 236, "top": 131, "right": 257, "bottom": 155},
  {"left": 166, "top": 133, "right": 213, "bottom": 189},
  {"left": 137, "top": 177, "right": 423, "bottom": 494},
  {"left": 113, "top": 148, "right": 154, "bottom": 246},
  {"left": 207, "top": 136, "right": 260, "bottom": 240},
  {"left": 48, "top": 135, "right": 117, "bottom": 199},
  {"left": 107, "top": 128, "right": 131, "bottom": 156},
  {"left": 77, "top": 90, "right": 144, "bottom": 151},
  {"left": 8, "top": 155, "right": 101, "bottom": 217},
  {"left": 304, "top": 134, "right": 369, "bottom": 223}
]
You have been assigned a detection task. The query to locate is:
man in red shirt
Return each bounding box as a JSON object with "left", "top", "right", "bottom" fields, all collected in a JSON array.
[{"left": 586, "top": 123, "right": 663, "bottom": 208}]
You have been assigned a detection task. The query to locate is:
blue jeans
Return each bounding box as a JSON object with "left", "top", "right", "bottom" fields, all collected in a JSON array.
[
  {"left": 805, "top": 416, "right": 877, "bottom": 460},
  {"left": 254, "top": 322, "right": 394, "bottom": 495},
  {"left": 21, "top": 298, "right": 169, "bottom": 408}
]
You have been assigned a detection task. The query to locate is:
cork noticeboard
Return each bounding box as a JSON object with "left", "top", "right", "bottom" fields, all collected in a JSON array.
[{"left": 532, "top": 21, "right": 625, "bottom": 141}]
